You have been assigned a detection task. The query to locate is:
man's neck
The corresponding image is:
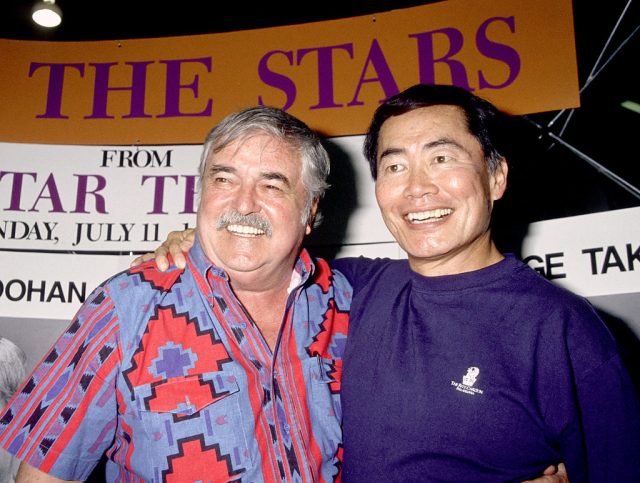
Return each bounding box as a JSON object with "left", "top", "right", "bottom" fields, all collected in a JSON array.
[
  {"left": 226, "top": 258, "right": 298, "bottom": 294},
  {"left": 233, "top": 284, "right": 292, "bottom": 352},
  {"left": 227, "top": 260, "right": 301, "bottom": 352},
  {"left": 409, "top": 237, "right": 504, "bottom": 277}
]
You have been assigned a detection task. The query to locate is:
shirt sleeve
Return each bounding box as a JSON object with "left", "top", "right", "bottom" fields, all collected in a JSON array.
[
  {"left": 0, "top": 283, "right": 121, "bottom": 481},
  {"left": 578, "top": 352, "right": 640, "bottom": 480}
]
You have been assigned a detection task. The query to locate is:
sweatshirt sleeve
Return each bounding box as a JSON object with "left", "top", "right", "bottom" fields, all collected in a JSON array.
[{"left": 565, "top": 301, "right": 640, "bottom": 481}]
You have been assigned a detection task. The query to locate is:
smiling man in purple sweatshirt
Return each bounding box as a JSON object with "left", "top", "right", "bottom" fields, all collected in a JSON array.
[{"left": 145, "top": 84, "right": 639, "bottom": 482}]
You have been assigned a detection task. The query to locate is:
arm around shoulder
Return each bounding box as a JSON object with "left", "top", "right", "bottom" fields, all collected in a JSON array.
[{"left": 130, "top": 227, "right": 195, "bottom": 271}]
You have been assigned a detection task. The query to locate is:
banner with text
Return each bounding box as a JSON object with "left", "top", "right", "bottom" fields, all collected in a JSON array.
[
  {"left": 0, "top": 0, "right": 578, "bottom": 145},
  {"left": 0, "top": 142, "right": 199, "bottom": 251},
  {"left": 0, "top": 136, "right": 395, "bottom": 253},
  {"left": 520, "top": 207, "right": 640, "bottom": 300}
]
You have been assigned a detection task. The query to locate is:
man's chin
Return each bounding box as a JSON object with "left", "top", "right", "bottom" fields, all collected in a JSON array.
[
  {"left": 216, "top": 255, "right": 264, "bottom": 272},
  {"left": 398, "top": 237, "right": 449, "bottom": 261},
  {"left": 404, "top": 245, "right": 462, "bottom": 273}
]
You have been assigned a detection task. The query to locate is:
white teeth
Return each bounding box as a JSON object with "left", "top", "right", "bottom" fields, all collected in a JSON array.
[
  {"left": 407, "top": 208, "right": 452, "bottom": 223},
  {"left": 226, "top": 224, "right": 265, "bottom": 236}
]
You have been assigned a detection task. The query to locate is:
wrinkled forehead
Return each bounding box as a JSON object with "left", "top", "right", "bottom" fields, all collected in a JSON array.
[{"left": 207, "top": 133, "right": 307, "bottom": 189}]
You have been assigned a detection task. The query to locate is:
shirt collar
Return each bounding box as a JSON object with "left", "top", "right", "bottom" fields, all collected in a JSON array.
[{"left": 188, "top": 233, "right": 316, "bottom": 290}]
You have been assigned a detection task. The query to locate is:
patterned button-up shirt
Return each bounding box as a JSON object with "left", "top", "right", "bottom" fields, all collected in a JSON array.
[{"left": 0, "top": 238, "right": 351, "bottom": 482}]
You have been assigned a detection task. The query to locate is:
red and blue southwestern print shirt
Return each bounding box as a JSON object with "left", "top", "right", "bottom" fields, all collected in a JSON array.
[{"left": 0, "top": 239, "right": 351, "bottom": 482}]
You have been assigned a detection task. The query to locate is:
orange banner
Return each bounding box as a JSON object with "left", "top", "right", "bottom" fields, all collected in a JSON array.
[{"left": 0, "top": 0, "right": 578, "bottom": 145}]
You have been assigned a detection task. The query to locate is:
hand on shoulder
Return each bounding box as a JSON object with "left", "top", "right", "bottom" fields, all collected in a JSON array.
[{"left": 130, "top": 228, "right": 195, "bottom": 271}]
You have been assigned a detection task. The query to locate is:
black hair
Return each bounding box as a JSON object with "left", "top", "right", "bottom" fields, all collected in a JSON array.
[{"left": 363, "top": 84, "right": 508, "bottom": 179}]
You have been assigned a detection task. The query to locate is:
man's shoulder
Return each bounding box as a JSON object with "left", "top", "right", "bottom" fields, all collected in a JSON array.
[
  {"left": 330, "top": 256, "right": 406, "bottom": 285},
  {"left": 509, "top": 256, "right": 589, "bottom": 308},
  {"left": 505, "top": 256, "right": 606, "bottom": 332},
  {"left": 307, "top": 255, "right": 352, "bottom": 292},
  {"left": 103, "top": 257, "right": 187, "bottom": 299}
]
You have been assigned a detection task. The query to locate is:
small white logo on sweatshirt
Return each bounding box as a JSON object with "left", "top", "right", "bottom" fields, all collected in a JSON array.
[{"left": 451, "top": 366, "right": 484, "bottom": 395}]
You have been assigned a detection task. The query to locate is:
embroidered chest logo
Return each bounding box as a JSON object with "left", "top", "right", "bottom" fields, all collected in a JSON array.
[{"left": 451, "top": 366, "right": 484, "bottom": 395}]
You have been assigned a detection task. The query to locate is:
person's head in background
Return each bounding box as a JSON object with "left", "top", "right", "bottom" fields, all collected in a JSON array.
[
  {"left": 0, "top": 337, "right": 27, "bottom": 483},
  {"left": 0, "top": 337, "right": 26, "bottom": 410}
]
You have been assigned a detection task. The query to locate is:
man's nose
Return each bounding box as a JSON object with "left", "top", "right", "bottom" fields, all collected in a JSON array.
[
  {"left": 233, "top": 185, "right": 260, "bottom": 214},
  {"left": 404, "top": 169, "right": 438, "bottom": 198}
]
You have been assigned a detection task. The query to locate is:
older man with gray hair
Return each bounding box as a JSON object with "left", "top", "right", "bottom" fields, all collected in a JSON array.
[{"left": 0, "top": 107, "right": 351, "bottom": 482}]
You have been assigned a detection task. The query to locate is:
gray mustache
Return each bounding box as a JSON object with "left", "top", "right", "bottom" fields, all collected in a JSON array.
[{"left": 216, "top": 211, "right": 273, "bottom": 237}]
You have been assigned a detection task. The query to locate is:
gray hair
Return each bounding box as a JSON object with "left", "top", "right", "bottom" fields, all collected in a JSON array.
[
  {"left": 0, "top": 338, "right": 27, "bottom": 409},
  {"left": 198, "top": 106, "right": 330, "bottom": 227}
]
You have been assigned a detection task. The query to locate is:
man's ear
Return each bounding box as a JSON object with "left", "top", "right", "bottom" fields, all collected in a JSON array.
[
  {"left": 490, "top": 158, "right": 508, "bottom": 201},
  {"left": 305, "top": 198, "right": 320, "bottom": 235}
]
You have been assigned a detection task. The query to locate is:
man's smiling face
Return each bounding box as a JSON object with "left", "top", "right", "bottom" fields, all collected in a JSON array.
[
  {"left": 197, "top": 132, "right": 313, "bottom": 282},
  {"left": 374, "top": 105, "right": 507, "bottom": 275}
]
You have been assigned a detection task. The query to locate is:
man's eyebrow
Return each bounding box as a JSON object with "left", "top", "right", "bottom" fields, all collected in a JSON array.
[
  {"left": 379, "top": 147, "right": 404, "bottom": 160},
  {"left": 207, "top": 164, "right": 236, "bottom": 175},
  {"left": 206, "top": 164, "right": 292, "bottom": 188},
  {"left": 261, "top": 171, "right": 291, "bottom": 188},
  {"left": 379, "top": 137, "right": 468, "bottom": 161}
]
